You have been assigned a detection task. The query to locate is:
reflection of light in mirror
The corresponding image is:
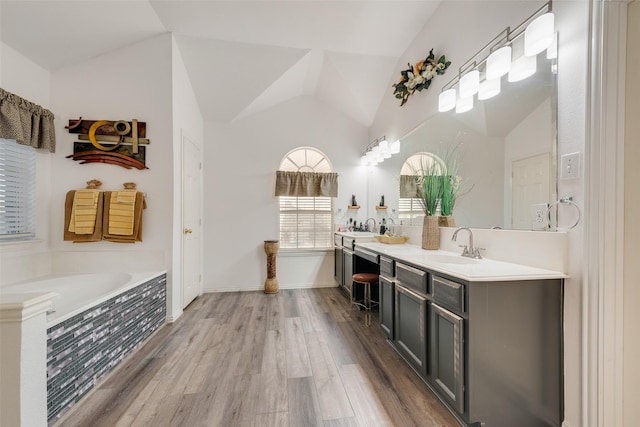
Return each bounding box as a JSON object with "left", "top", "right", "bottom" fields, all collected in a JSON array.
[
  {"left": 508, "top": 54, "right": 537, "bottom": 82},
  {"left": 456, "top": 96, "right": 474, "bottom": 113},
  {"left": 524, "top": 13, "right": 555, "bottom": 56},
  {"left": 459, "top": 70, "right": 480, "bottom": 98},
  {"left": 390, "top": 140, "right": 401, "bottom": 154},
  {"left": 478, "top": 78, "right": 501, "bottom": 100},
  {"left": 486, "top": 46, "right": 512, "bottom": 80},
  {"left": 438, "top": 88, "right": 457, "bottom": 112}
]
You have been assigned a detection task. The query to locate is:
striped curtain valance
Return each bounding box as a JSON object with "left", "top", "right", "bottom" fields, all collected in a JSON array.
[
  {"left": 275, "top": 171, "right": 338, "bottom": 197},
  {"left": 399, "top": 174, "right": 420, "bottom": 198},
  {"left": 0, "top": 88, "right": 56, "bottom": 152}
]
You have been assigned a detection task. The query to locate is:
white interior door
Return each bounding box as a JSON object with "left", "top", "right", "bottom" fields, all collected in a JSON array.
[
  {"left": 182, "top": 133, "right": 202, "bottom": 309},
  {"left": 511, "top": 153, "right": 551, "bottom": 230}
]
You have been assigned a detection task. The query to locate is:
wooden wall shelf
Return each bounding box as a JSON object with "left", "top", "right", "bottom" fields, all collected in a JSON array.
[
  {"left": 348, "top": 205, "right": 360, "bottom": 210},
  {"left": 375, "top": 205, "right": 388, "bottom": 210}
]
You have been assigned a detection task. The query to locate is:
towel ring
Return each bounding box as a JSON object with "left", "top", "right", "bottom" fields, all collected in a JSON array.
[{"left": 547, "top": 196, "right": 581, "bottom": 231}]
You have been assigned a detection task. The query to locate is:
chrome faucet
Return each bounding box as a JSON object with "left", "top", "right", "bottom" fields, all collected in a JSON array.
[
  {"left": 365, "top": 218, "right": 377, "bottom": 233},
  {"left": 451, "top": 227, "right": 483, "bottom": 259}
]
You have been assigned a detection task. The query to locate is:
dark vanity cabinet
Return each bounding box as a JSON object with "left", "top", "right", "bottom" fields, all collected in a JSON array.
[
  {"left": 393, "top": 262, "right": 429, "bottom": 377},
  {"left": 342, "top": 248, "right": 353, "bottom": 295},
  {"left": 378, "top": 256, "right": 395, "bottom": 339},
  {"left": 334, "top": 235, "right": 343, "bottom": 288},
  {"left": 359, "top": 244, "right": 564, "bottom": 427},
  {"left": 429, "top": 275, "right": 466, "bottom": 414}
]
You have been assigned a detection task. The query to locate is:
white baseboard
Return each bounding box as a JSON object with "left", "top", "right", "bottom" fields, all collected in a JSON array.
[{"left": 203, "top": 281, "right": 338, "bottom": 293}]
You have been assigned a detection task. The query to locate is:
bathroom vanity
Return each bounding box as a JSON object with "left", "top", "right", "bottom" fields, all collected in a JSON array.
[
  {"left": 353, "top": 242, "right": 566, "bottom": 427},
  {"left": 334, "top": 232, "right": 377, "bottom": 296}
]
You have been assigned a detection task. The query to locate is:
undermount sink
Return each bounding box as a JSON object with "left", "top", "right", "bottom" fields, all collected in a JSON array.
[{"left": 427, "top": 254, "right": 480, "bottom": 265}]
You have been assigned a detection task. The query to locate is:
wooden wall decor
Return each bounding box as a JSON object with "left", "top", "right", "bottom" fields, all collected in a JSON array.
[{"left": 66, "top": 118, "right": 150, "bottom": 169}]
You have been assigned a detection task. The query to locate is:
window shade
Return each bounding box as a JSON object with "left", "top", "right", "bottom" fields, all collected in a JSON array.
[
  {"left": 0, "top": 88, "right": 56, "bottom": 152},
  {"left": 398, "top": 197, "right": 425, "bottom": 226},
  {"left": 275, "top": 171, "right": 338, "bottom": 197},
  {"left": 0, "top": 139, "right": 36, "bottom": 240},
  {"left": 279, "top": 196, "right": 332, "bottom": 249}
]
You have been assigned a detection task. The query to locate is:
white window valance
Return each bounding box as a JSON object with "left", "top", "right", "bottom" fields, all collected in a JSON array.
[{"left": 0, "top": 88, "right": 56, "bottom": 152}]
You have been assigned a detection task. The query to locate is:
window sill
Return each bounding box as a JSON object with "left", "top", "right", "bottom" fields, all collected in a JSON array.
[{"left": 278, "top": 248, "right": 334, "bottom": 257}]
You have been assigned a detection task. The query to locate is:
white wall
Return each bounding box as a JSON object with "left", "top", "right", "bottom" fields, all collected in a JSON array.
[
  {"left": 171, "top": 35, "right": 204, "bottom": 316},
  {"left": 624, "top": 1, "right": 640, "bottom": 424},
  {"left": 49, "top": 34, "right": 177, "bottom": 315},
  {"left": 367, "top": 1, "right": 590, "bottom": 426},
  {"left": 0, "top": 42, "right": 53, "bottom": 285},
  {"left": 203, "top": 96, "right": 368, "bottom": 291}
]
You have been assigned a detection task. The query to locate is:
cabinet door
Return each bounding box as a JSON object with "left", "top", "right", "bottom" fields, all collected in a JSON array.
[
  {"left": 394, "top": 284, "right": 427, "bottom": 376},
  {"left": 379, "top": 276, "right": 394, "bottom": 339},
  {"left": 334, "top": 247, "right": 343, "bottom": 287},
  {"left": 343, "top": 249, "right": 354, "bottom": 295},
  {"left": 429, "top": 302, "right": 464, "bottom": 414}
]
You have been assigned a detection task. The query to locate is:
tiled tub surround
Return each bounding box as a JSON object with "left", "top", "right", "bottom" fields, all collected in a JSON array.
[{"left": 45, "top": 273, "right": 166, "bottom": 423}]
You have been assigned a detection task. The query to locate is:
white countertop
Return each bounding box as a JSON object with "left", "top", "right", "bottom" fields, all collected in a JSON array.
[{"left": 356, "top": 242, "right": 568, "bottom": 282}]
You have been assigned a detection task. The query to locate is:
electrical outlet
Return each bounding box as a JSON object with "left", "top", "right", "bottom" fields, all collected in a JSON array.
[
  {"left": 531, "top": 203, "right": 549, "bottom": 230},
  {"left": 561, "top": 152, "right": 581, "bottom": 179}
]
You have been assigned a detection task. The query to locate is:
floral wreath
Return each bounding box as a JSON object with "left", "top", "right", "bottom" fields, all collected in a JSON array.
[{"left": 392, "top": 49, "right": 451, "bottom": 106}]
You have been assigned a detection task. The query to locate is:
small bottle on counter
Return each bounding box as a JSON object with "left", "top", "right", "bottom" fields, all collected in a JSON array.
[{"left": 379, "top": 218, "right": 386, "bottom": 235}]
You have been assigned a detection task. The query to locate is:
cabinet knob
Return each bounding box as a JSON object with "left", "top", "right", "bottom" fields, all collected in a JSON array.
[{"left": 184, "top": 228, "right": 193, "bottom": 234}]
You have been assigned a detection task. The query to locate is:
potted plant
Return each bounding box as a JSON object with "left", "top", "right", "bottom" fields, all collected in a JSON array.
[
  {"left": 439, "top": 145, "right": 471, "bottom": 227},
  {"left": 416, "top": 159, "right": 443, "bottom": 250}
]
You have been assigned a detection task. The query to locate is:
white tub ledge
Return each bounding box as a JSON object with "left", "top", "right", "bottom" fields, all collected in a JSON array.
[{"left": 1, "top": 291, "right": 58, "bottom": 427}]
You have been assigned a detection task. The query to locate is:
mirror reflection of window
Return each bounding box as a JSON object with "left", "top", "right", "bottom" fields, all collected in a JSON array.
[{"left": 398, "top": 152, "right": 444, "bottom": 226}]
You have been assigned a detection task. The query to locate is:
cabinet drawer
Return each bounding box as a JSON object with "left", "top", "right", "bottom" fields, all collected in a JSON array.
[
  {"left": 334, "top": 234, "right": 343, "bottom": 247},
  {"left": 355, "top": 247, "right": 379, "bottom": 264},
  {"left": 343, "top": 237, "right": 355, "bottom": 250},
  {"left": 379, "top": 256, "right": 395, "bottom": 278},
  {"left": 396, "top": 263, "right": 428, "bottom": 295},
  {"left": 432, "top": 276, "right": 465, "bottom": 313}
]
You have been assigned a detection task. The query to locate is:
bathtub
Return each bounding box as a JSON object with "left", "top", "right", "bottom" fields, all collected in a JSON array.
[
  {"left": 2, "top": 271, "right": 164, "bottom": 327},
  {"left": 0, "top": 270, "right": 167, "bottom": 424}
]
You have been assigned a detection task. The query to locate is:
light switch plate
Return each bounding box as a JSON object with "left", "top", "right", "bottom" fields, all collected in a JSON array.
[
  {"left": 531, "top": 203, "right": 549, "bottom": 230},
  {"left": 561, "top": 152, "right": 581, "bottom": 179}
]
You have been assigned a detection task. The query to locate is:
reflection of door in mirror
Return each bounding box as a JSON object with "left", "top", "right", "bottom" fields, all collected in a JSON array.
[{"left": 511, "top": 153, "right": 550, "bottom": 230}]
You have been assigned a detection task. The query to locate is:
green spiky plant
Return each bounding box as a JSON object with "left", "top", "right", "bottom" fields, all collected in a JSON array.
[
  {"left": 439, "top": 144, "right": 473, "bottom": 217},
  {"left": 416, "top": 157, "right": 443, "bottom": 216}
]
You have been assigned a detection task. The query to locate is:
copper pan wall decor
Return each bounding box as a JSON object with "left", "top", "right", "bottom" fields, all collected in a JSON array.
[{"left": 66, "top": 118, "right": 150, "bottom": 169}]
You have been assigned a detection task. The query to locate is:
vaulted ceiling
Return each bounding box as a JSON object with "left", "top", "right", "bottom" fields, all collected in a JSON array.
[{"left": 1, "top": 1, "right": 442, "bottom": 125}]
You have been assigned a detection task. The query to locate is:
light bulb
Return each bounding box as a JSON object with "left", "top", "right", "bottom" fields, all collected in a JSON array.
[
  {"left": 478, "top": 78, "right": 501, "bottom": 100},
  {"left": 438, "top": 88, "right": 457, "bottom": 112},
  {"left": 508, "top": 54, "right": 537, "bottom": 82},
  {"left": 486, "top": 46, "right": 512, "bottom": 80},
  {"left": 459, "top": 70, "right": 480, "bottom": 98},
  {"left": 525, "top": 12, "right": 555, "bottom": 56},
  {"left": 456, "top": 96, "right": 473, "bottom": 114},
  {"left": 390, "top": 140, "right": 401, "bottom": 154}
]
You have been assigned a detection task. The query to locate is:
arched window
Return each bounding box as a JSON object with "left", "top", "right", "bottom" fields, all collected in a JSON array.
[
  {"left": 278, "top": 147, "right": 334, "bottom": 249},
  {"left": 399, "top": 152, "right": 444, "bottom": 225}
]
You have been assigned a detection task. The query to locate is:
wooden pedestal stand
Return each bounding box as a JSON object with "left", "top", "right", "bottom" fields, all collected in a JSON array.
[{"left": 264, "top": 240, "right": 280, "bottom": 294}]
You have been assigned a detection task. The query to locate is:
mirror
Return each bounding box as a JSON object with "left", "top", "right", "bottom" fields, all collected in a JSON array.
[{"left": 369, "top": 51, "right": 557, "bottom": 230}]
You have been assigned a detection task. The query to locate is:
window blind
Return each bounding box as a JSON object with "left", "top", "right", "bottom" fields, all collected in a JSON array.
[
  {"left": 0, "top": 139, "right": 36, "bottom": 241},
  {"left": 279, "top": 196, "right": 332, "bottom": 249},
  {"left": 398, "top": 197, "right": 425, "bottom": 226}
]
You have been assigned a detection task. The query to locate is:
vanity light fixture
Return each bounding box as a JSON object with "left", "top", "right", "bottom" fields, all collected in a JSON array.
[
  {"left": 455, "top": 96, "right": 474, "bottom": 114},
  {"left": 438, "top": 88, "right": 457, "bottom": 112},
  {"left": 478, "top": 78, "right": 501, "bottom": 100},
  {"left": 486, "top": 46, "right": 512, "bottom": 80},
  {"left": 437, "top": 1, "right": 554, "bottom": 114},
  {"left": 459, "top": 70, "right": 480, "bottom": 98},
  {"left": 524, "top": 12, "right": 555, "bottom": 56},
  {"left": 390, "top": 139, "right": 401, "bottom": 154},
  {"left": 546, "top": 32, "right": 558, "bottom": 59},
  {"left": 508, "top": 54, "right": 537, "bottom": 82},
  {"left": 361, "top": 135, "right": 399, "bottom": 166}
]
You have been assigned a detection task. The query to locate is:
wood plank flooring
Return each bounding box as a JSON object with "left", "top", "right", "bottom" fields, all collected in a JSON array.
[{"left": 55, "top": 288, "right": 460, "bottom": 427}]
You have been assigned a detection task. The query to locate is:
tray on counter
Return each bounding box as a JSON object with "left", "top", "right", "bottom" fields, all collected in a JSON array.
[{"left": 374, "top": 235, "right": 409, "bottom": 244}]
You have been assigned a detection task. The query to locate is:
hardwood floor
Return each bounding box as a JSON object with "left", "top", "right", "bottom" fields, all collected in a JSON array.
[{"left": 55, "top": 288, "right": 460, "bottom": 427}]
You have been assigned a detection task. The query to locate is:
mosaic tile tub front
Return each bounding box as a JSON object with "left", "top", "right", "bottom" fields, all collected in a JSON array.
[{"left": 46, "top": 273, "right": 166, "bottom": 423}]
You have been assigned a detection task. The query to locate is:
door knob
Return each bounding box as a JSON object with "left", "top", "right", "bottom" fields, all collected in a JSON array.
[{"left": 184, "top": 228, "right": 193, "bottom": 234}]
